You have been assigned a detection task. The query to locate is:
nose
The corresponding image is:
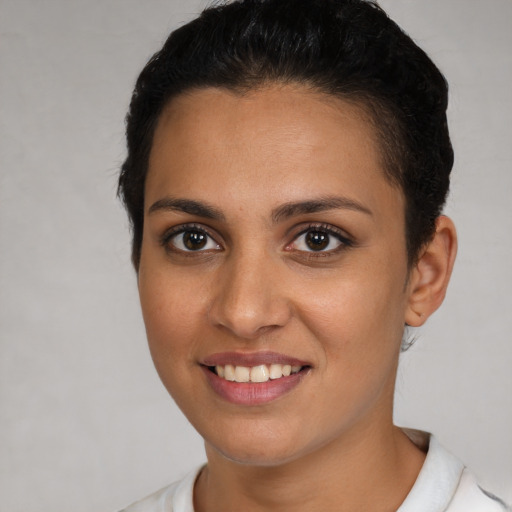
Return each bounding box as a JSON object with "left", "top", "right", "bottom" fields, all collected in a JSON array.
[{"left": 208, "top": 249, "right": 293, "bottom": 340}]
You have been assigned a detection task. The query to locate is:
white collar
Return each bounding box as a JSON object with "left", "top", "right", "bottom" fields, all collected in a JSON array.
[{"left": 398, "top": 429, "right": 465, "bottom": 512}]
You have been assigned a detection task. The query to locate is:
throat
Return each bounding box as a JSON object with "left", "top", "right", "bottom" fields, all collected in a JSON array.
[{"left": 194, "top": 426, "right": 426, "bottom": 512}]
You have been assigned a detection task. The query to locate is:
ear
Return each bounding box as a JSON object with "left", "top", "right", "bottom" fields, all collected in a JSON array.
[{"left": 405, "top": 216, "right": 458, "bottom": 327}]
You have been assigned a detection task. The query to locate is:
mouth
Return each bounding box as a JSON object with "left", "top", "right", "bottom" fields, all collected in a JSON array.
[
  {"left": 208, "top": 363, "right": 305, "bottom": 383},
  {"left": 200, "top": 352, "right": 311, "bottom": 405}
]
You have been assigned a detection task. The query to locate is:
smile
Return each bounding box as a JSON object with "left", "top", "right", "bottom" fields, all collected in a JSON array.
[
  {"left": 212, "top": 364, "right": 302, "bottom": 383},
  {"left": 201, "top": 352, "right": 311, "bottom": 405}
]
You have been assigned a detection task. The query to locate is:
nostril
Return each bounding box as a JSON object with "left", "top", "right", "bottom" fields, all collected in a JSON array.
[{"left": 207, "top": 277, "right": 294, "bottom": 340}]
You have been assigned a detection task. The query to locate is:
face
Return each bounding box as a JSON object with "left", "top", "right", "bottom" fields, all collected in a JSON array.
[{"left": 138, "top": 85, "right": 413, "bottom": 466}]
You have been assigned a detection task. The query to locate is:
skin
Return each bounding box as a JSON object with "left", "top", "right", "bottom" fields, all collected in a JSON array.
[{"left": 138, "top": 85, "right": 457, "bottom": 511}]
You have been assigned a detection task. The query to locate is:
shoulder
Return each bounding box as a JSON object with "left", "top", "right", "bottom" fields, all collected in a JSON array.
[
  {"left": 447, "top": 469, "right": 510, "bottom": 512},
  {"left": 399, "top": 429, "right": 510, "bottom": 512},
  {"left": 118, "top": 467, "right": 201, "bottom": 512},
  {"left": 118, "top": 482, "right": 179, "bottom": 512}
]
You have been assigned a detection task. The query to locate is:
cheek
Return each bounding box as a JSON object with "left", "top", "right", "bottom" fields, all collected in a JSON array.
[
  {"left": 138, "top": 265, "right": 205, "bottom": 377},
  {"left": 297, "top": 259, "right": 407, "bottom": 363},
  {"left": 300, "top": 274, "right": 406, "bottom": 418}
]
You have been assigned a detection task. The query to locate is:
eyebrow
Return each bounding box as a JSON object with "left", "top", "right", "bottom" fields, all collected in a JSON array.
[
  {"left": 271, "top": 196, "right": 373, "bottom": 223},
  {"left": 148, "top": 197, "right": 226, "bottom": 221},
  {"left": 147, "top": 195, "right": 372, "bottom": 223}
]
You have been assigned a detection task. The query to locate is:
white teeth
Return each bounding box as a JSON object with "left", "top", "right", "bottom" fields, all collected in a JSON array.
[
  {"left": 250, "top": 365, "right": 270, "bottom": 383},
  {"left": 215, "top": 363, "right": 303, "bottom": 382},
  {"left": 269, "top": 364, "right": 283, "bottom": 380},
  {"left": 234, "top": 366, "right": 250, "bottom": 383},
  {"left": 224, "top": 364, "right": 236, "bottom": 381}
]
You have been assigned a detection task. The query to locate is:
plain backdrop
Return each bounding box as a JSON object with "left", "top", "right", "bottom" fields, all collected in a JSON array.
[{"left": 1, "top": 1, "right": 511, "bottom": 510}]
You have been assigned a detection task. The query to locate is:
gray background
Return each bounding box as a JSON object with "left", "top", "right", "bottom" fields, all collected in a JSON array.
[{"left": 1, "top": 1, "right": 511, "bottom": 510}]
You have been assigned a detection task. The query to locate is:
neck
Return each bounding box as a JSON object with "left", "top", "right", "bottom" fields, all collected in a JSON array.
[{"left": 194, "top": 423, "right": 425, "bottom": 512}]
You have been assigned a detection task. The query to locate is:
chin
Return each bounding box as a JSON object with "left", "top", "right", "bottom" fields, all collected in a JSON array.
[
  {"left": 204, "top": 424, "right": 318, "bottom": 468},
  {"left": 215, "top": 444, "right": 303, "bottom": 467}
]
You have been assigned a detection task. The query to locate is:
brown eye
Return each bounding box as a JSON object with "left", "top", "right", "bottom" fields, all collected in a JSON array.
[
  {"left": 183, "top": 231, "right": 208, "bottom": 250},
  {"left": 165, "top": 227, "right": 221, "bottom": 252},
  {"left": 305, "top": 231, "right": 330, "bottom": 251},
  {"left": 290, "top": 226, "right": 350, "bottom": 254}
]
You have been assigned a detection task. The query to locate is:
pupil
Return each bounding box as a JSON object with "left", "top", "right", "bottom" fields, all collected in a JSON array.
[
  {"left": 184, "top": 231, "right": 207, "bottom": 250},
  {"left": 306, "top": 231, "right": 329, "bottom": 251}
]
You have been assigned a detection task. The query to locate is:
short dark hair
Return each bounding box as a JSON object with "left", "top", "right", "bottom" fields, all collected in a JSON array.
[{"left": 118, "top": 0, "right": 453, "bottom": 269}]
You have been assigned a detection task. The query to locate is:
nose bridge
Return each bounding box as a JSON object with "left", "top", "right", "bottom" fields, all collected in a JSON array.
[{"left": 209, "top": 245, "right": 291, "bottom": 339}]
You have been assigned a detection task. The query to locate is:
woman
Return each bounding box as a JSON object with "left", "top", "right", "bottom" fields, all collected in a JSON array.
[{"left": 117, "top": 0, "right": 508, "bottom": 510}]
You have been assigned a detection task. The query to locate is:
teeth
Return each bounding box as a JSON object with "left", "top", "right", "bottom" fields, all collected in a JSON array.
[
  {"left": 250, "top": 365, "right": 269, "bottom": 383},
  {"left": 234, "top": 366, "right": 250, "bottom": 382},
  {"left": 214, "top": 363, "right": 303, "bottom": 382},
  {"left": 269, "top": 364, "right": 283, "bottom": 380},
  {"left": 224, "top": 364, "right": 236, "bottom": 381}
]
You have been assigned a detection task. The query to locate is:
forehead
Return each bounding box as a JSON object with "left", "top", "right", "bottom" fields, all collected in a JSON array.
[
  {"left": 152, "top": 85, "right": 379, "bottom": 168},
  {"left": 147, "top": 85, "right": 403, "bottom": 217}
]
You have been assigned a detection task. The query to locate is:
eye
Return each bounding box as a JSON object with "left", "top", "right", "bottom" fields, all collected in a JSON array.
[
  {"left": 163, "top": 226, "right": 221, "bottom": 252},
  {"left": 290, "top": 225, "right": 351, "bottom": 253}
]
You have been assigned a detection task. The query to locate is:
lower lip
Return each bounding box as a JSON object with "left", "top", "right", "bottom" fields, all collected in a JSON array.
[{"left": 201, "top": 366, "right": 309, "bottom": 405}]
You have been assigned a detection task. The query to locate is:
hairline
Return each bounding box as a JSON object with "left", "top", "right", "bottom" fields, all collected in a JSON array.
[{"left": 133, "top": 80, "right": 409, "bottom": 268}]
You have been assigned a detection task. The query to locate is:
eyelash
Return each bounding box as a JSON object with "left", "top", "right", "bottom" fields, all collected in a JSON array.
[
  {"left": 160, "top": 223, "right": 353, "bottom": 257},
  {"left": 289, "top": 223, "right": 354, "bottom": 256},
  {"left": 160, "top": 223, "right": 220, "bottom": 255}
]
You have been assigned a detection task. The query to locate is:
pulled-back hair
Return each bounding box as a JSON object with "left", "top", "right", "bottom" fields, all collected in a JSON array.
[{"left": 119, "top": 0, "right": 453, "bottom": 269}]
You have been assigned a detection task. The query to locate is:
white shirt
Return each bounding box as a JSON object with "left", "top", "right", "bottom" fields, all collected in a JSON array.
[{"left": 119, "top": 432, "right": 509, "bottom": 512}]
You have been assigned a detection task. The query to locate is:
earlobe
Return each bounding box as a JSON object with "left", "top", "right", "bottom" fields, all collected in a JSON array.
[{"left": 405, "top": 216, "right": 458, "bottom": 327}]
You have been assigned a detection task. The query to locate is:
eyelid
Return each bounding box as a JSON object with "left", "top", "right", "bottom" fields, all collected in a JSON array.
[
  {"left": 159, "top": 221, "right": 353, "bottom": 256},
  {"left": 286, "top": 223, "right": 354, "bottom": 253},
  {"left": 160, "top": 223, "right": 222, "bottom": 253}
]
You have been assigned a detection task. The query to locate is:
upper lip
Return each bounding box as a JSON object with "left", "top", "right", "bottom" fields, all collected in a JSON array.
[{"left": 202, "top": 351, "right": 310, "bottom": 367}]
